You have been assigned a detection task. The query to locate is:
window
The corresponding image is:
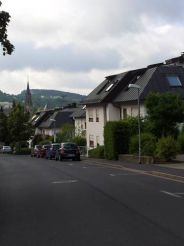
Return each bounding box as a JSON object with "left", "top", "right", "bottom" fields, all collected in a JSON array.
[
  {"left": 88, "top": 109, "right": 93, "bottom": 122},
  {"left": 105, "top": 83, "right": 114, "bottom": 92},
  {"left": 167, "top": 75, "right": 182, "bottom": 87},
  {"left": 89, "top": 135, "right": 94, "bottom": 147},
  {"left": 96, "top": 108, "right": 99, "bottom": 122},
  {"left": 123, "top": 108, "right": 127, "bottom": 119}
]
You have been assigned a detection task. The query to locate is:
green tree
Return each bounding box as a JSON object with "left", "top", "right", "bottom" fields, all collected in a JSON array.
[
  {"left": 7, "top": 102, "right": 33, "bottom": 144},
  {"left": 0, "top": 106, "right": 8, "bottom": 143},
  {"left": 57, "top": 123, "right": 75, "bottom": 142},
  {"left": 155, "top": 136, "right": 179, "bottom": 161},
  {"left": 0, "top": 1, "right": 14, "bottom": 55},
  {"left": 145, "top": 92, "right": 184, "bottom": 137}
]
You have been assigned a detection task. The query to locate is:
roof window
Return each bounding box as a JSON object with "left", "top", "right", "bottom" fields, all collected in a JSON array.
[
  {"left": 167, "top": 75, "right": 182, "bottom": 87},
  {"left": 105, "top": 83, "right": 114, "bottom": 92}
]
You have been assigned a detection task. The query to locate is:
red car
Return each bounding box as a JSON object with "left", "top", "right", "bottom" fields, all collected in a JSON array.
[
  {"left": 31, "top": 145, "right": 42, "bottom": 157},
  {"left": 40, "top": 144, "right": 51, "bottom": 158}
]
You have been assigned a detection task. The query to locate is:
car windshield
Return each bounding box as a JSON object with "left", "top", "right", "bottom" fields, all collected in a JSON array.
[
  {"left": 35, "top": 145, "right": 42, "bottom": 149},
  {"left": 43, "top": 145, "right": 50, "bottom": 149},
  {"left": 63, "top": 143, "right": 77, "bottom": 149},
  {"left": 52, "top": 144, "right": 60, "bottom": 149}
]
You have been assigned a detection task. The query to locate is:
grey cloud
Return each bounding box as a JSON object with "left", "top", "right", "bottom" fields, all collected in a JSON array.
[
  {"left": 78, "top": 0, "right": 184, "bottom": 38},
  {"left": 0, "top": 43, "right": 122, "bottom": 72}
]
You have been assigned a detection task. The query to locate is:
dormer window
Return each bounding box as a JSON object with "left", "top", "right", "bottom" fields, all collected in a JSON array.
[
  {"left": 105, "top": 83, "right": 114, "bottom": 92},
  {"left": 167, "top": 75, "right": 182, "bottom": 87}
]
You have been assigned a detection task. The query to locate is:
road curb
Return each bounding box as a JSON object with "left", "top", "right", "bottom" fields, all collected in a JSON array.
[{"left": 147, "top": 171, "right": 184, "bottom": 183}]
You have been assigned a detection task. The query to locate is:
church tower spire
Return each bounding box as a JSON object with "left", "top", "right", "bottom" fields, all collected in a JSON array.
[{"left": 25, "top": 77, "right": 32, "bottom": 113}]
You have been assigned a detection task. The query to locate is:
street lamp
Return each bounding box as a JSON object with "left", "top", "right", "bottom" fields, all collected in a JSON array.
[
  {"left": 50, "top": 119, "right": 56, "bottom": 143},
  {"left": 128, "top": 83, "right": 141, "bottom": 164}
]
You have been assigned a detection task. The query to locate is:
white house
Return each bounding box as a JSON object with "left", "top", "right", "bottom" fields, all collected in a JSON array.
[
  {"left": 31, "top": 107, "right": 77, "bottom": 139},
  {"left": 71, "top": 107, "right": 86, "bottom": 137},
  {"left": 82, "top": 54, "right": 184, "bottom": 149}
]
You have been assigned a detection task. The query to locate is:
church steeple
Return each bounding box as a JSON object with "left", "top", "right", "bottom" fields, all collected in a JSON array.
[{"left": 25, "top": 78, "right": 32, "bottom": 113}]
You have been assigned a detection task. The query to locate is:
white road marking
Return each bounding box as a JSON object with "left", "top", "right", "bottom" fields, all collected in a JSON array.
[
  {"left": 68, "top": 163, "right": 73, "bottom": 166},
  {"left": 82, "top": 167, "right": 88, "bottom": 168},
  {"left": 52, "top": 180, "right": 78, "bottom": 184},
  {"left": 161, "top": 190, "right": 182, "bottom": 198},
  {"left": 175, "top": 192, "right": 184, "bottom": 195},
  {"left": 109, "top": 173, "right": 142, "bottom": 177}
]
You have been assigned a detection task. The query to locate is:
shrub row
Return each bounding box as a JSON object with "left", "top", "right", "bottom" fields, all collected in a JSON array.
[
  {"left": 14, "top": 147, "right": 31, "bottom": 155},
  {"left": 129, "top": 134, "right": 179, "bottom": 161},
  {"left": 104, "top": 119, "right": 139, "bottom": 160},
  {"left": 88, "top": 146, "right": 104, "bottom": 159},
  {"left": 104, "top": 119, "right": 183, "bottom": 161}
]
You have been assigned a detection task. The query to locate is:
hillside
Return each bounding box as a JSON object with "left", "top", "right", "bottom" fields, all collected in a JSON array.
[{"left": 0, "top": 89, "right": 86, "bottom": 110}]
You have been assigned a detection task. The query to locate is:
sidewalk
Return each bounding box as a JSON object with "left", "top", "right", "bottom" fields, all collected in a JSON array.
[
  {"left": 157, "top": 163, "right": 184, "bottom": 170},
  {"left": 83, "top": 157, "right": 184, "bottom": 182}
]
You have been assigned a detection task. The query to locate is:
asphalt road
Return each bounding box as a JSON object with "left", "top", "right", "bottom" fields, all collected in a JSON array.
[{"left": 0, "top": 155, "right": 184, "bottom": 246}]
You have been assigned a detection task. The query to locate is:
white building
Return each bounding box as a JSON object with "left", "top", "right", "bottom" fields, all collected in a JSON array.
[
  {"left": 83, "top": 54, "right": 184, "bottom": 149},
  {"left": 71, "top": 107, "right": 86, "bottom": 137}
]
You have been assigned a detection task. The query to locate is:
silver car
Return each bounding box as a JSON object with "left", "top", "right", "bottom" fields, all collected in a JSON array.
[{"left": 1, "top": 146, "right": 12, "bottom": 153}]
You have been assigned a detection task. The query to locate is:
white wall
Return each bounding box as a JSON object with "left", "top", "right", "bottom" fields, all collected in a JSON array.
[
  {"left": 35, "top": 128, "right": 59, "bottom": 137},
  {"left": 75, "top": 118, "right": 86, "bottom": 137},
  {"left": 86, "top": 105, "right": 105, "bottom": 149},
  {"left": 86, "top": 103, "right": 148, "bottom": 149},
  {"left": 121, "top": 104, "right": 147, "bottom": 119},
  {"left": 86, "top": 103, "right": 121, "bottom": 149},
  {"left": 106, "top": 103, "right": 121, "bottom": 121}
]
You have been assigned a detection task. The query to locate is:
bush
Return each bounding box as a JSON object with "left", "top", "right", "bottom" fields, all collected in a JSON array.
[
  {"left": 14, "top": 147, "right": 31, "bottom": 155},
  {"left": 39, "top": 138, "right": 52, "bottom": 145},
  {"left": 72, "top": 136, "right": 86, "bottom": 146},
  {"left": 104, "top": 121, "right": 130, "bottom": 160},
  {"left": 155, "top": 136, "right": 179, "bottom": 161},
  {"left": 177, "top": 131, "right": 184, "bottom": 153},
  {"left": 88, "top": 146, "right": 104, "bottom": 159},
  {"left": 129, "top": 133, "right": 157, "bottom": 157}
]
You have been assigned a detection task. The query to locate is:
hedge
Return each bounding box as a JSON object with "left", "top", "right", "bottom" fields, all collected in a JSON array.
[
  {"left": 129, "top": 133, "right": 157, "bottom": 157},
  {"left": 88, "top": 146, "right": 104, "bottom": 158},
  {"left": 14, "top": 147, "right": 31, "bottom": 155},
  {"left": 104, "top": 121, "right": 130, "bottom": 160}
]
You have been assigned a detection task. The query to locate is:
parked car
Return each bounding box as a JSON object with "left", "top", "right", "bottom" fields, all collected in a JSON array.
[
  {"left": 1, "top": 146, "right": 12, "bottom": 153},
  {"left": 31, "top": 145, "right": 42, "bottom": 157},
  {"left": 56, "top": 142, "right": 80, "bottom": 161},
  {"left": 46, "top": 143, "right": 61, "bottom": 159},
  {"left": 39, "top": 144, "right": 51, "bottom": 158}
]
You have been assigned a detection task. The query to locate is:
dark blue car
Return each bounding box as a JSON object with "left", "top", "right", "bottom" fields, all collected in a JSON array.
[{"left": 46, "top": 143, "right": 61, "bottom": 159}]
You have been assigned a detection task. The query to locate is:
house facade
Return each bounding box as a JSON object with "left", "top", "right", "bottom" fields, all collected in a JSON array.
[
  {"left": 83, "top": 54, "right": 184, "bottom": 149},
  {"left": 71, "top": 107, "right": 86, "bottom": 137},
  {"left": 31, "top": 107, "right": 78, "bottom": 140}
]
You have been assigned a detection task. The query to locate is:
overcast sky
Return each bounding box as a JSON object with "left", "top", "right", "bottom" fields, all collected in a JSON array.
[{"left": 1, "top": 0, "right": 184, "bottom": 95}]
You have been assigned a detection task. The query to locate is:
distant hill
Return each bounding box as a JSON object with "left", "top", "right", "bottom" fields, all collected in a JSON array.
[{"left": 0, "top": 89, "right": 86, "bottom": 110}]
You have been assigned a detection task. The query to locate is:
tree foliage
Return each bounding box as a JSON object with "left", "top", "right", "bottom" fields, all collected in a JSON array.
[
  {"left": 57, "top": 123, "right": 75, "bottom": 142},
  {"left": 129, "top": 133, "right": 157, "bottom": 157},
  {"left": 0, "top": 1, "right": 14, "bottom": 55},
  {"left": 7, "top": 102, "right": 33, "bottom": 144},
  {"left": 0, "top": 106, "right": 8, "bottom": 143},
  {"left": 155, "top": 136, "right": 178, "bottom": 161},
  {"left": 145, "top": 92, "right": 184, "bottom": 137}
]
